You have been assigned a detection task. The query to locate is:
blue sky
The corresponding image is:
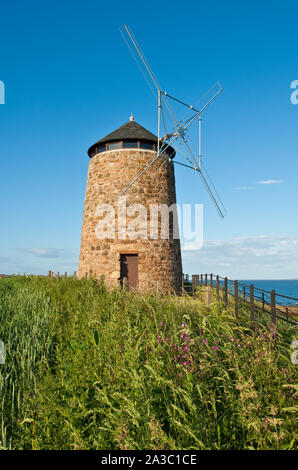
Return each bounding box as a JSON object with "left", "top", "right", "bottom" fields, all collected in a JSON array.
[{"left": 0, "top": 0, "right": 297, "bottom": 279}]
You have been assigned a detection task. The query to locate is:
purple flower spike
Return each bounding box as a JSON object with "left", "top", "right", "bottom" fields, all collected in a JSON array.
[{"left": 212, "top": 345, "right": 219, "bottom": 350}]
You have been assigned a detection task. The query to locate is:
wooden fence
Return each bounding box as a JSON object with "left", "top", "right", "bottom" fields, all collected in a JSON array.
[
  {"left": 46, "top": 270, "right": 298, "bottom": 328},
  {"left": 182, "top": 273, "right": 298, "bottom": 328},
  {"left": 47, "top": 270, "right": 105, "bottom": 281}
]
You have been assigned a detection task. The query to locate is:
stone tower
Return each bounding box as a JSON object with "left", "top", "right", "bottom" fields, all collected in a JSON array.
[{"left": 78, "top": 116, "right": 183, "bottom": 293}]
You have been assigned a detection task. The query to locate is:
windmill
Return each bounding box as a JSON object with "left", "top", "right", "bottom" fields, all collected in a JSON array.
[{"left": 119, "top": 24, "right": 226, "bottom": 219}]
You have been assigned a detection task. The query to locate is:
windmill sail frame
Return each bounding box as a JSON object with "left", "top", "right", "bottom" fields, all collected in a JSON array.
[{"left": 119, "top": 24, "right": 226, "bottom": 219}]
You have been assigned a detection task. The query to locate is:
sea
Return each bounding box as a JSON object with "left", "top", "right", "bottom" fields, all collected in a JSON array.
[{"left": 238, "top": 280, "right": 298, "bottom": 306}]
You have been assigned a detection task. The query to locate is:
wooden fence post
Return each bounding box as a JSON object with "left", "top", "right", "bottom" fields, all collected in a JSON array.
[
  {"left": 201, "top": 274, "right": 203, "bottom": 286},
  {"left": 65, "top": 272, "right": 67, "bottom": 278},
  {"left": 224, "top": 277, "right": 228, "bottom": 307},
  {"left": 234, "top": 280, "right": 239, "bottom": 320},
  {"left": 262, "top": 292, "right": 265, "bottom": 312},
  {"left": 216, "top": 275, "right": 219, "bottom": 300},
  {"left": 209, "top": 273, "right": 213, "bottom": 304},
  {"left": 181, "top": 273, "right": 184, "bottom": 294},
  {"left": 48, "top": 270, "right": 52, "bottom": 278},
  {"left": 192, "top": 274, "right": 199, "bottom": 297},
  {"left": 250, "top": 284, "right": 255, "bottom": 326},
  {"left": 57, "top": 272, "right": 60, "bottom": 279},
  {"left": 205, "top": 273, "right": 208, "bottom": 287},
  {"left": 73, "top": 271, "right": 77, "bottom": 279},
  {"left": 271, "top": 290, "right": 276, "bottom": 326},
  {"left": 243, "top": 286, "right": 246, "bottom": 300}
]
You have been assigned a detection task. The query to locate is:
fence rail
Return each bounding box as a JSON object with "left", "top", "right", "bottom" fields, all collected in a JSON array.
[{"left": 183, "top": 273, "right": 298, "bottom": 328}]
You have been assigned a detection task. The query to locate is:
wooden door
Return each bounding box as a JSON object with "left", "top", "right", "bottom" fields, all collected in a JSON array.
[{"left": 120, "top": 254, "right": 138, "bottom": 290}]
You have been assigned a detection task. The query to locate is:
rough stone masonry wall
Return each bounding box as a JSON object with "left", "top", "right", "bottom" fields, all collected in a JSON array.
[{"left": 78, "top": 149, "right": 183, "bottom": 293}]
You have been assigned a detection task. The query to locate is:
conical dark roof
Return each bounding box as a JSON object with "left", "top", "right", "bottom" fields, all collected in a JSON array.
[
  {"left": 88, "top": 120, "right": 159, "bottom": 157},
  {"left": 100, "top": 120, "right": 157, "bottom": 143},
  {"left": 87, "top": 119, "right": 175, "bottom": 158}
]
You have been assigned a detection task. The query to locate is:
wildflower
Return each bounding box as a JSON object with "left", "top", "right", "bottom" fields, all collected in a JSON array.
[
  {"left": 181, "top": 322, "right": 186, "bottom": 328},
  {"left": 165, "top": 337, "right": 170, "bottom": 343},
  {"left": 157, "top": 335, "right": 162, "bottom": 343},
  {"left": 215, "top": 340, "right": 220, "bottom": 345},
  {"left": 212, "top": 345, "right": 219, "bottom": 350},
  {"left": 184, "top": 346, "right": 189, "bottom": 352},
  {"left": 203, "top": 339, "right": 208, "bottom": 345},
  {"left": 237, "top": 344, "right": 241, "bottom": 348},
  {"left": 227, "top": 336, "right": 234, "bottom": 342},
  {"left": 159, "top": 321, "right": 163, "bottom": 327}
]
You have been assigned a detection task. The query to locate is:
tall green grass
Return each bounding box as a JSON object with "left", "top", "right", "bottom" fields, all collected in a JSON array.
[
  {"left": 0, "top": 278, "right": 55, "bottom": 448},
  {"left": 0, "top": 276, "right": 297, "bottom": 449}
]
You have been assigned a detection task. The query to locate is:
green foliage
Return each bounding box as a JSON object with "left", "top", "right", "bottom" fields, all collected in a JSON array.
[{"left": 0, "top": 276, "right": 297, "bottom": 449}]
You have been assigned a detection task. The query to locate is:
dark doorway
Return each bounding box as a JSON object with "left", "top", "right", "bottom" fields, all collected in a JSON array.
[{"left": 120, "top": 254, "right": 138, "bottom": 290}]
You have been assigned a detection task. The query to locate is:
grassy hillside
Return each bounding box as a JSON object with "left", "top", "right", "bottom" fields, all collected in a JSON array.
[{"left": 0, "top": 276, "right": 297, "bottom": 450}]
